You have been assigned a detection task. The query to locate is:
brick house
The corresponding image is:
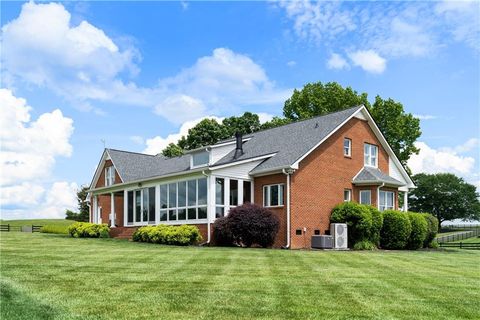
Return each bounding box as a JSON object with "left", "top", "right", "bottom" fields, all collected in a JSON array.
[{"left": 88, "top": 106, "right": 415, "bottom": 249}]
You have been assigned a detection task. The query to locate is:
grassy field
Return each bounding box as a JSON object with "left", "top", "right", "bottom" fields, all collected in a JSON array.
[
  {"left": 1, "top": 233, "right": 479, "bottom": 320},
  {"left": 452, "top": 236, "right": 480, "bottom": 244},
  {"left": 0, "top": 219, "right": 75, "bottom": 227}
]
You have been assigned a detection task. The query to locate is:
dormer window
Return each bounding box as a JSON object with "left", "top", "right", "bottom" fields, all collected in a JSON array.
[
  {"left": 364, "top": 143, "right": 378, "bottom": 167},
  {"left": 105, "top": 166, "right": 115, "bottom": 186},
  {"left": 191, "top": 150, "right": 209, "bottom": 168}
]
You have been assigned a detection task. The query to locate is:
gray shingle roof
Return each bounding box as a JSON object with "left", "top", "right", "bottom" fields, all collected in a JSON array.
[
  {"left": 213, "top": 106, "right": 363, "bottom": 174},
  {"left": 103, "top": 106, "right": 364, "bottom": 184},
  {"left": 352, "top": 166, "right": 404, "bottom": 186},
  {"left": 107, "top": 149, "right": 191, "bottom": 183}
]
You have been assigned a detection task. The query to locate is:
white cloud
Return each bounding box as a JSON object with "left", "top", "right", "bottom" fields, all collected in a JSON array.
[
  {"left": 348, "top": 50, "right": 386, "bottom": 74},
  {"left": 1, "top": 2, "right": 138, "bottom": 102},
  {"left": 286, "top": 60, "right": 297, "bottom": 67},
  {"left": 0, "top": 89, "right": 77, "bottom": 219},
  {"left": 327, "top": 53, "right": 349, "bottom": 70},
  {"left": 441, "top": 138, "right": 479, "bottom": 154},
  {"left": 1, "top": 2, "right": 290, "bottom": 123},
  {"left": 257, "top": 112, "right": 274, "bottom": 124},
  {"left": 129, "top": 135, "right": 144, "bottom": 145},
  {"left": 408, "top": 140, "right": 476, "bottom": 176},
  {"left": 143, "top": 116, "right": 223, "bottom": 155},
  {"left": 413, "top": 114, "right": 437, "bottom": 120}
]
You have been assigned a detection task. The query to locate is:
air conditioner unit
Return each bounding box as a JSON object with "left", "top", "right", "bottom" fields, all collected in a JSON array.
[
  {"left": 330, "top": 223, "right": 348, "bottom": 250},
  {"left": 311, "top": 235, "right": 333, "bottom": 249}
]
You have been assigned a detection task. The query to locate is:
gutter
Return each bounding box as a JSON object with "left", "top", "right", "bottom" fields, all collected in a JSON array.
[
  {"left": 377, "top": 183, "right": 385, "bottom": 210},
  {"left": 281, "top": 168, "right": 295, "bottom": 249}
]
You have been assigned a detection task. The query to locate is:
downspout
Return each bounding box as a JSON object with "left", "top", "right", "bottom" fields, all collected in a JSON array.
[
  {"left": 282, "top": 168, "right": 294, "bottom": 249},
  {"left": 377, "top": 183, "right": 385, "bottom": 210},
  {"left": 202, "top": 170, "right": 211, "bottom": 244}
]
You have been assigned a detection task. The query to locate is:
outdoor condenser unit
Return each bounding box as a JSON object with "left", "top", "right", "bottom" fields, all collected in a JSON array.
[
  {"left": 311, "top": 235, "right": 334, "bottom": 249},
  {"left": 330, "top": 223, "right": 348, "bottom": 250}
]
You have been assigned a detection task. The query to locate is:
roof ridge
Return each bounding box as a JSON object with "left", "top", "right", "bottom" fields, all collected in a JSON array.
[
  {"left": 107, "top": 148, "right": 156, "bottom": 157},
  {"left": 212, "top": 105, "right": 364, "bottom": 146}
]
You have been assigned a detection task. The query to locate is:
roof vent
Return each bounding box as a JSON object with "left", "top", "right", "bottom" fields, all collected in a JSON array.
[
  {"left": 315, "top": 122, "right": 319, "bottom": 128},
  {"left": 234, "top": 132, "right": 243, "bottom": 159}
]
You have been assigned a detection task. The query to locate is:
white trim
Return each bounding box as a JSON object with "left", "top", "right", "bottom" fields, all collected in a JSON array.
[
  {"left": 359, "top": 190, "right": 372, "bottom": 205},
  {"left": 344, "top": 189, "right": 352, "bottom": 202},
  {"left": 190, "top": 150, "right": 211, "bottom": 169},
  {"left": 110, "top": 193, "right": 115, "bottom": 228},
  {"left": 343, "top": 138, "right": 352, "bottom": 157},
  {"left": 210, "top": 153, "right": 276, "bottom": 170},
  {"left": 89, "top": 149, "right": 124, "bottom": 190},
  {"left": 263, "top": 183, "right": 285, "bottom": 207}
]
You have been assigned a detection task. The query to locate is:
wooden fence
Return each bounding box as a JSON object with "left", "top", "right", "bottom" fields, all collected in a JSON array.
[
  {"left": 436, "top": 228, "right": 480, "bottom": 243},
  {"left": 439, "top": 242, "right": 480, "bottom": 250},
  {"left": 0, "top": 224, "right": 42, "bottom": 232}
]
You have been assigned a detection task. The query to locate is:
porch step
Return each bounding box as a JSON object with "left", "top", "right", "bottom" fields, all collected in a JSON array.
[{"left": 109, "top": 227, "right": 138, "bottom": 239}]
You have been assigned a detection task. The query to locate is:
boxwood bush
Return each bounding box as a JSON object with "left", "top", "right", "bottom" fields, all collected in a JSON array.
[
  {"left": 422, "top": 213, "right": 439, "bottom": 248},
  {"left": 330, "top": 202, "right": 373, "bottom": 248},
  {"left": 132, "top": 225, "right": 202, "bottom": 246},
  {"left": 365, "top": 206, "right": 383, "bottom": 246},
  {"left": 406, "top": 212, "right": 428, "bottom": 250},
  {"left": 353, "top": 240, "right": 377, "bottom": 251},
  {"left": 212, "top": 203, "right": 279, "bottom": 248},
  {"left": 68, "top": 222, "right": 110, "bottom": 238},
  {"left": 380, "top": 210, "right": 412, "bottom": 249}
]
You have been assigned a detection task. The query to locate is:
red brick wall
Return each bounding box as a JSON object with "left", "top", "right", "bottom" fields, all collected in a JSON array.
[
  {"left": 253, "top": 173, "right": 287, "bottom": 248},
  {"left": 93, "top": 193, "right": 124, "bottom": 226},
  {"left": 289, "top": 117, "right": 394, "bottom": 249},
  {"left": 95, "top": 160, "right": 122, "bottom": 188}
]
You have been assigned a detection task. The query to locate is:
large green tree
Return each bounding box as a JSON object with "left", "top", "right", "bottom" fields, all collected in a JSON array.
[
  {"left": 65, "top": 185, "right": 89, "bottom": 222},
  {"left": 161, "top": 143, "right": 184, "bottom": 157},
  {"left": 283, "top": 81, "right": 421, "bottom": 165},
  {"left": 409, "top": 173, "right": 480, "bottom": 228}
]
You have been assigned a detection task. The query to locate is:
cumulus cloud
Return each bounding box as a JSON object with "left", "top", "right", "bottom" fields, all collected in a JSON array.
[
  {"left": 1, "top": 3, "right": 291, "bottom": 123},
  {"left": 327, "top": 53, "right": 349, "bottom": 70},
  {"left": 408, "top": 140, "right": 477, "bottom": 176},
  {"left": 0, "top": 89, "right": 77, "bottom": 219},
  {"left": 143, "top": 116, "right": 224, "bottom": 155},
  {"left": 413, "top": 114, "right": 437, "bottom": 120},
  {"left": 348, "top": 50, "right": 386, "bottom": 74}
]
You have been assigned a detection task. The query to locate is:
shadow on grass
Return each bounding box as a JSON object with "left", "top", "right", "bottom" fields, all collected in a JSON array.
[{"left": 1, "top": 280, "right": 60, "bottom": 320}]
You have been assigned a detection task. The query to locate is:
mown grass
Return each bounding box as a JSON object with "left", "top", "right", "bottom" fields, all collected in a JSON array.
[
  {"left": 1, "top": 232, "right": 479, "bottom": 320},
  {"left": 452, "top": 236, "right": 480, "bottom": 244},
  {"left": 0, "top": 219, "right": 75, "bottom": 227}
]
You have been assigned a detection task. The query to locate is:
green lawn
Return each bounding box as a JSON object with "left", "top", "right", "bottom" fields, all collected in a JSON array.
[
  {"left": 452, "top": 236, "right": 480, "bottom": 244},
  {"left": 0, "top": 219, "right": 75, "bottom": 227},
  {"left": 1, "top": 233, "right": 479, "bottom": 320}
]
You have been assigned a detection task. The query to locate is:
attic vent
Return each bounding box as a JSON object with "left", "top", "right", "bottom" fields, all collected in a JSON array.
[{"left": 314, "top": 122, "right": 319, "bottom": 128}]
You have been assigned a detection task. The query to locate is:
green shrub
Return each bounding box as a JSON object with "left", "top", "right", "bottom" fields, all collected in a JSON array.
[
  {"left": 132, "top": 225, "right": 202, "bottom": 246},
  {"left": 421, "top": 213, "right": 439, "bottom": 248},
  {"left": 380, "top": 210, "right": 412, "bottom": 249},
  {"left": 67, "top": 222, "right": 110, "bottom": 238},
  {"left": 40, "top": 225, "right": 69, "bottom": 234},
  {"left": 330, "top": 202, "right": 373, "bottom": 248},
  {"left": 365, "top": 206, "right": 383, "bottom": 246},
  {"left": 353, "top": 240, "right": 377, "bottom": 251},
  {"left": 406, "top": 212, "right": 428, "bottom": 250}
]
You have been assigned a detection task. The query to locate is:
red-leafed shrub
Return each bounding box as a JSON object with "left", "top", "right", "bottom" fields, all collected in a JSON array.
[{"left": 212, "top": 203, "right": 280, "bottom": 248}]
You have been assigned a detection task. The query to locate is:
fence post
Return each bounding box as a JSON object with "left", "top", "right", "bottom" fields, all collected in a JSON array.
[
  {"left": 8, "top": 224, "right": 10, "bottom": 232},
  {"left": 460, "top": 242, "right": 462, "bottom": 249}
]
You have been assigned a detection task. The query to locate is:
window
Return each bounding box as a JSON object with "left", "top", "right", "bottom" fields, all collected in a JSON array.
[
  {"left": 364, "top": 143, "right": 378, "bottom": 167},
  {"left": 191, "top": 150, "right": 209, "bottom": 167},
  {"left": 359, "top": 190, "right": 371, "bottom": 205},
  {"left": 344, "top": 189, "right": 352, "bottom": 202},
  {"left": 230, "top": 180, "right": 238, "bottom": 206},
  {"left": 379, "top": 191, "right": 394, "bottom": 211},
  {"left": 105, "top": 166, "right": 115, "bottom": 186},
  {"left": 344, "top": 138, "right": 352, "bottom": 157},
  {"left": 263, "top": 184, "right": 285, "bottom": 207},
  {"left": 129, "top": 187, "right": 156, "bottom": 224},
  {"left": 215, "top": 178, "right": 225, "bottom": 218},
  {"left": 159, "top": 177, "right": 208, "bottom": 222},
  {"left": 243, "top": 181, "right": 252, "bottom": 203}
]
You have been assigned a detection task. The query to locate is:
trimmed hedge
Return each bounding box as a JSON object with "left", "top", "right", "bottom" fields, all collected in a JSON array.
[
  {"left": 330, "top": 202, "right": 373, "bottom": 248},
  {"left": 212, "top": 203, "right": 279, "bottom": 248},
  {"left": 422, "top": 213, "right": 439, "bottom": 248},
  {"left": 353, "top": 240, "right": 377, "bottom": 251},
  {"left": 380, "top": 210, "right": 412, "bottom": 249},
  {"left": 68, "top": 222, "right": 110, "bottom": 238},
  {"left": 366, "top": 206, "right": 383, "bottom": 246},
  {"left": 407, "top": 212, "right": 428, "bottom": 250},
  {"left": 132, "top": 225, "right": 202, "bottom": 246}
]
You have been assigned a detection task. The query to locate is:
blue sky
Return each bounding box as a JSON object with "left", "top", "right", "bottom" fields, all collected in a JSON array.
[{"left": 1, "top": 1, "right": 479, "bottom": 219}]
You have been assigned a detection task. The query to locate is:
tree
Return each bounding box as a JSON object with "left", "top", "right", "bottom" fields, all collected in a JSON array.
[
  {"left": 162, "top": 143, "right": 184, "bottom": 157},
  {"left": 222, "top": 112, "right": 261, "bottom": 136},
  {"left": 177, "top": 118, "right": 229, "bottom": 151},
  {"left": 65, "top": 185, "right": 90, "bottom": 222},
  {"left": 409, "top": 173, "right": 480, "bottom": 228},
  {"left": 282, "top": 81, "right": 421, "bottom": 165},
  {"left": 260, "top": 116, "right": 292, "bottom": 130}
]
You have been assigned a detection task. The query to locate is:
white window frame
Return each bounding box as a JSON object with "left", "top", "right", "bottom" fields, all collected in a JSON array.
[
  {"left": 364, "top": 143, "right": 378, "bottom": 167},
  {"left": 190, "top": 150, "right": 210, "bottom": 169},
  {"left": 379, "top": 190, "right": 395, "bottom": 211},
  {"left": 105, "top": 166, "right": 115, "bottom": 186},
  {"left": 263, "top": 184, "right": 285, "bottom": 207},
  {"left": 359, "top": 190, "right": 372, "bottom": 205},
  {"left": 344, "top": 189, "right": 352, "bottom": 202},
  {"left": 344, "top": 138, "right": 352, "bottom": 157}
]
